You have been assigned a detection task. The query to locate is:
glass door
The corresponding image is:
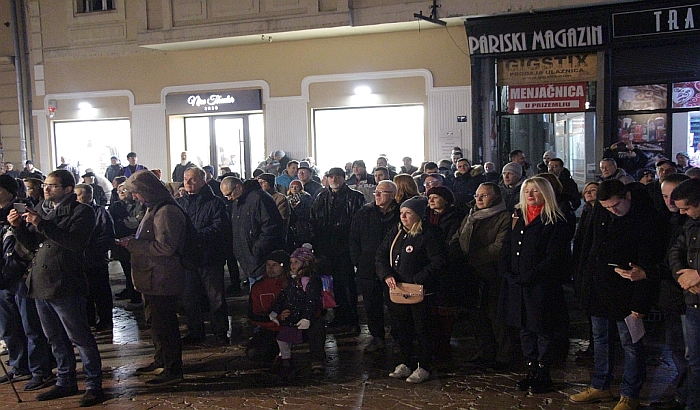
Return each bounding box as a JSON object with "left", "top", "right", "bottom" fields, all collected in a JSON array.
[{"left": 214, "top": 117, "right": 245, "bottom": 178}]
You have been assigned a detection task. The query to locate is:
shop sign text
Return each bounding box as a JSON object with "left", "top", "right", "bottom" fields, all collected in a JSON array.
[
  {"left": 498, "top": 54, "right": 597, "bottom": 85},
  {"left": 508, "top": 82, "right": 587, "bottom": 114},
  {"left": 613, "top": 4, "right": 699, "bottom": 38},
  {"left": 468, "top": 25, "right": 603, "bottom": 56}
]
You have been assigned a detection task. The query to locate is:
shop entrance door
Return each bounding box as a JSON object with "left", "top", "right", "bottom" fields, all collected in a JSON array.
[{"left": 184, "top": 114, "right": 263, "bottom": 179}]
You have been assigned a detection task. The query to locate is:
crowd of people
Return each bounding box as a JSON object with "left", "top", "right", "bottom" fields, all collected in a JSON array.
[{"left": 0, "top": 144, "right": 700, "bottom": 410}]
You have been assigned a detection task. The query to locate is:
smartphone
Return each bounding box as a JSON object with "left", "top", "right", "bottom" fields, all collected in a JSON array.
[{"left": 13, "top": 203, "right": 27, "bottom": 214}]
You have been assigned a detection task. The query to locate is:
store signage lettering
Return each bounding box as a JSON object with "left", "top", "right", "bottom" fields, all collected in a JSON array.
[
  {"left": 508, "top": 82, "right": 587, "bottom": 114},
  {"left": 187, "top": 94, "right": 237, "bottom": 111},
  {"left": 498, "top": 54, "right": 597, "bottom": 85},
  {"left": 468, "top": 25, "right": 603, "bottom": 55},
  {"left": 165, "top": 89, "right": 262, "bottom": 115},
  {"left": 613, "top": 4, "right": 700, "bottom": 38}
]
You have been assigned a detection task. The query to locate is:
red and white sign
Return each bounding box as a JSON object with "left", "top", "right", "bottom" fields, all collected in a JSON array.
[{"left": 508, "top": 82, "right": 587, "bottom": 113}]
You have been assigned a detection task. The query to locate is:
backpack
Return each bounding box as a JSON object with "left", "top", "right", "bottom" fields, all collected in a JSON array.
[{"left": 177, "top": 211, "right": 205, "bottom": 271}]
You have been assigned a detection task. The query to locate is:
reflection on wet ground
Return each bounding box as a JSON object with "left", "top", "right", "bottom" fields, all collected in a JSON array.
[{"left": 0, "top": 261, "right": 681, "bottom": 409}]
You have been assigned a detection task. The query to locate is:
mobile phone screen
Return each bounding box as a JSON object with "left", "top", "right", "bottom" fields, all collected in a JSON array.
[{"left": 13, "top": 203, "right": 26, "bottom": 214}]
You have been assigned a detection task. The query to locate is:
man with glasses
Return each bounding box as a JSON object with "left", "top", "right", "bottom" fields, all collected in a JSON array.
[
  {"left": 349, "top": 180, "right": 400, "bottom": 352},
  {"left": 9, "top": 170, "right": 104, "bottom": 406},
  {"left": 221, "top": 176, "right": 284, "bottom": 289}
]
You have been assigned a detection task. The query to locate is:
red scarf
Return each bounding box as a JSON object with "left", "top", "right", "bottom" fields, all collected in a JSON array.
[{"left": 526, "top": 203, "right": 544, "bottom": 225}]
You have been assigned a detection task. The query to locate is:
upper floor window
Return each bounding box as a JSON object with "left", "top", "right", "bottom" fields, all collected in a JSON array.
[{"left": 77, "top": 0, "right": 115, "bottom": 13}]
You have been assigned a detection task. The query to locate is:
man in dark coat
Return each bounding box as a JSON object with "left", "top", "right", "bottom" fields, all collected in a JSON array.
[
  {"left": 9, "top": 169, "right": 104, "bottom": 406},
  {"left": 297, "top": 161, "right": 322, "bottom": 198},
  {"left": 311, "top": 167, "right": 366, "bottom": 332},
  {"left": 547, "top": 158, "right": 581, "bottom": 211},
  {"left": 81, "top": 172, "right": 107, "bottom": 207},
  {"left": 171, "top": 151, "right": 195, "bottom": 183},
  {"left": 452, "top": 158, "right": 486, "bottom": 213},
  {"left": 177, "top": 168, "right": 231, "bottom": 345},
  {"left": 570, "top": 180, "right": 663, "bottom": 409},
  {"left": 75, "top": 184, "right": 115, "bottom": 333},
  {"left": 221, "top": 177, "right": 285, "bottom": 288},
  {"left": 349, "top": 180, "right": 400, "bottom": 351},
  {"left": 18, "top": 160, "right": 44, "bottom": 180},
  {"left": 669, "top": 178, "right": 700, "bottom": 410}
]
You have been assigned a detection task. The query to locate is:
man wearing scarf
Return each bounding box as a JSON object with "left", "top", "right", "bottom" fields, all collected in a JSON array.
[
  {"left": 450, "top": 182, "right": 514, "bottom": 369},
  {"left": 9, "top": 170, "right": 104, "bottom": 406}
]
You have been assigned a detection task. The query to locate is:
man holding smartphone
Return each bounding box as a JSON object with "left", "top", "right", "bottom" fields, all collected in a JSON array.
[
  {"left": 8, "top": 170, "right": 104, "bottom": 406},
  {"left": 570, "top": 180, "right": 663, "bottom": 410}
]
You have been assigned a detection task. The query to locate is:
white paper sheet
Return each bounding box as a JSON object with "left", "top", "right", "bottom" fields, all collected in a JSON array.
[{"left": 624, "top": 313, "right": 646, "bottom": 344}]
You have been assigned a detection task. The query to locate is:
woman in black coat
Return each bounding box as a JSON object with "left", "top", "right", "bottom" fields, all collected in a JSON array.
[
  {"left": 498, "top": 176, "right": 570, "bottom": 394},
  {"left": 376, "top": 196, "right": 446, "bottom": 384}
]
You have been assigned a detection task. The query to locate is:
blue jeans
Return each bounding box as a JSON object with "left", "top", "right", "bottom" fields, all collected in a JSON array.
[
  {"left": 591, "top": 316, "right": 645, "bottom": 398},
  {"left": 35, "top": 296, "right": 102, "bottom": 389},
  {"left": 682, "top": 306, "right": 700, "bottom": 410},
  {"left": 0, "top": 283, "right": 52, "bottom": 377}
]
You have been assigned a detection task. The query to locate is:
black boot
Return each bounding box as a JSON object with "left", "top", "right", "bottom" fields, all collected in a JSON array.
[
  {"left": 528, "top": 362, "right": 553, "bottom": 394},
  {"left": 516, "top": 361, "right": 537, "bottom": 391}
]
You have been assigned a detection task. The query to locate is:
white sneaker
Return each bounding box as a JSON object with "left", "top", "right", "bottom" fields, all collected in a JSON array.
[
  {"left": 406, "top": 366, "right": 429, "bottom": 383},
  {"left": 389, "top": 364, "right": 411, "bottom": 379}
]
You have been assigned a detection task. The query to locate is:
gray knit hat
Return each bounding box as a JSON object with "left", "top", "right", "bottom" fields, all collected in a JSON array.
[{"left": 502, "top": 162, "right": 523, "bottom": 177}]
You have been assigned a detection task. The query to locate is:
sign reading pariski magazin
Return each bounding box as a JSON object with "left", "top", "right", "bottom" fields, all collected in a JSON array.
[{"left": 468, "top": 25, "right": 604, "bottom": 56}]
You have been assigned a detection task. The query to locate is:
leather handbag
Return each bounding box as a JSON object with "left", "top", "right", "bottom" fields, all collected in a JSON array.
[{"left": 389, "top": 282, "right": 424, "bottom": 304}]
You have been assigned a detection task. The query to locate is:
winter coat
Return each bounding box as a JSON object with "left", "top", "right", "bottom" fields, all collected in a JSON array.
[
  {"left": 0, "top": 204, "right": 30, "bottom": 290},
  {"left": 669, "top": 216, "right": 700, "bottom": 308},
  {"left": 271, "top": 275, "right": 323, "bottom": 325},
  {"left": 83, "top": 204, "right": 115, "bottom": 269},
  {"left": 376, "top": 223, "right": 446, "bottom": 294},
  {"left": 248, "top": 274, "right": 287, "bottom": 331},
  {"left": 171, "top": 162, "right": 195, "bottom": 183},
  {"left": 310, "top": 183, "right": 366, "bottom": 259},
  {"left": 14, "top": 193, "right": 95, "bottom": 300},
  {"left": 275, "top": 171, "right": 298, "bottom": 191},
  {"left": 349, "top": 201, "right": 400, "bottom": 280},
  {"left": 558, "top": 168, "right": 581, "bottom": 211},
  {"left": 230, "top": 180, "right": 285, "bottom": 277},
  {"left": 269, "top": 191, "right": 290, "bottom": 236},
  {"left": 346, "top": 173, "right": 376, "bottom": 187},
  {"left": 658, "top": 212, "right": 687, "bottom": 315},
  {"left": 451, "top": 201, "right": 510, "bottom": 284},
  {"left": 498, "top": 208, "right": 570, "bottom": 333},
  {"left": 287, "top": 191, "right": 313, "bottom": 248},
  {"left": 177, "top": 184, "right": 231, "bottom": 267},
  {"left": 124, "top": 170, "right": 186, "bottom": 296},
  {"left": 104, "top": 164, "right": 122, "bottom": 183},
  {"left": 597, "top": 168, "right": 635, "bottom": 185},
  {"left": 107, "top": 199, "right": 144, "bottom": 262},
  {"left": 576, "top": 193, "right": 663, "bottom": 320},
  {"left": 452, "top": 166, "right": 487, "bottom": 213},
  {"left": 19, "top": 169, "right": 44, "bottom": 181},
  {"left": 499, "top": 180, "right": 523, "bottom": 212}
]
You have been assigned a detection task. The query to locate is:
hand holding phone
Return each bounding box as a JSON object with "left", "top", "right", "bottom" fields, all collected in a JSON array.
[{"left": 13, "top": 203, "right": 27, "bottom": 214}]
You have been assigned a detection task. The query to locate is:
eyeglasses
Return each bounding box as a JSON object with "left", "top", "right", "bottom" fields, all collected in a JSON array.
[
  {"left": 43, "top": 184, "right": 62, "bottom": 189},
  {"left": 374, "top": 190, "right": 395, "bottom": 195},
  {"left": 424, "top": 180, "right": 440, "bottom": 187},
  {"left": 473, "top": 194, "right": 489, "bottom": 199},
  {"left": 118, "top": 188, "right": 129, "bottom": 194}
]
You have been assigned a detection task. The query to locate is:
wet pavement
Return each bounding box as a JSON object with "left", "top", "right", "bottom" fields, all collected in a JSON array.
[{"left": 0, "top": 262, "right": 681, "bottom": 409}]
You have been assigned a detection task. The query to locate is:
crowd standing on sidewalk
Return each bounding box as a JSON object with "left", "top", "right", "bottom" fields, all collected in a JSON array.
[{"left": 0, "top": 147, "right": 699, "bottom": 410}]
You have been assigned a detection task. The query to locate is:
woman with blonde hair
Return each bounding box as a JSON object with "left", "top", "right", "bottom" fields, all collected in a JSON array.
[
  {"left": 393, "top": 174, "right": 419, "bottom": 204},
  {"left": 499, "top": 176, "right": 570, "bottom": 394}
]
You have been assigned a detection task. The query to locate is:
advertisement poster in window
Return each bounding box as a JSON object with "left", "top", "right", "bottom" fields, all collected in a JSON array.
[
  {"left": 618, "top": 85, "right": 667, "bottom": 111},
  {"left": 672, "top": 81, "right": 700, "bottom": 108},
  {"left": 616, "top": 113, "right": 666, "bottom": 154}
]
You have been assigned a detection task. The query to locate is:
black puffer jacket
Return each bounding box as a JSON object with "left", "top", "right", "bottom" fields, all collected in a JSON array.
[
  {"left": 669, "top": 216, "right": 700, "bottom": 308},
  {"left": 177, "top": 184, "right": 231, "bottom": 267},
  {"left": 230, "top": 180, "right": 284, "bottom": 276},
  {"left": 271, "top": 275, "right": 323, "bottom": 324},
  {"left": 349, "top": 201, "right": 400, "bottom": 280},
  {"left": 375, "top": 223, "right": 446, "bottom": 293},
  {"left": 14, "top": 193, "right": 95, "bottom": 299},
  {"left": 310, "top": 183, "right": 365, "bottom": 259}
]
